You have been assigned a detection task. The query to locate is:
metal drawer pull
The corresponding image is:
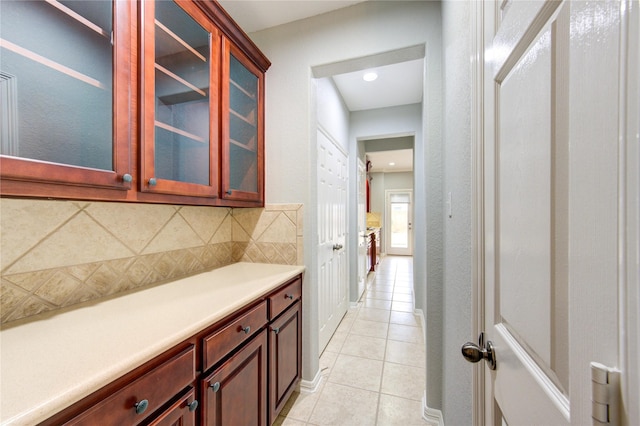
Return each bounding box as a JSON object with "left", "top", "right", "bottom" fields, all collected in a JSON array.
[
  {"left": 134, "top": 399, "right": 149, "bottom": 415},
  {"left": 241, "top": 325, "right": 251, "bottom": 334},
  {"left": 210, "top": 381, "right": 221, "bottom": 392},
  {"left": 285, "top": 294, "right": 294, "bottom": 300},
  {"left": 187, "top": 400, "right": 198, "bottom": 412}
]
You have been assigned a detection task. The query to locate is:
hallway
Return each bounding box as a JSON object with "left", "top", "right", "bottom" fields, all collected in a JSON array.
[{"left": 276, "top": 256, "right": 427, "bottom": 425}]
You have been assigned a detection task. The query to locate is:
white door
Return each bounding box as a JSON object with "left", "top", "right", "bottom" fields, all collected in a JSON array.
[
  {"left": 385, "top": 190, "right": 412, "bottom": 256},
  {"left": 357, "top": 159, "right": 367, "bottom": 300},
  {"left": 475, "top": 1, "right": 637, "bottom": 425},
  {"left": 317, "top": 129, "right": 348, "bottom": 352}
]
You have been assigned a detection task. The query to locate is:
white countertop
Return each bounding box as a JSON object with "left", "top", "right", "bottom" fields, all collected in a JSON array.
[{"left": 0, "top": 262, "right": 305, "bottom": 425}]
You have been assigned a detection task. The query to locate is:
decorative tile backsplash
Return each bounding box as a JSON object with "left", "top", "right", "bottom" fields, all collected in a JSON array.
[{"left": 0, "top": 199, "right": 303, "bottom": 324}]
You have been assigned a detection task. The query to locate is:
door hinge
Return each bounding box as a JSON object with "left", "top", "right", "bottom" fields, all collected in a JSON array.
[{"left": 591, "top": 362, "right": 621, "bottom": 425}]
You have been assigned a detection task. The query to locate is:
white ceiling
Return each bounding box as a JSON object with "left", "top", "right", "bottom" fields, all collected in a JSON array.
[
  {"left": 219, "top": 0, "right": 366, "bottom": 33},
  {"left": 367, "top": 149, "right": 413, "bottom": 173},
  {"left": 219, "top": 0, "right": 419, "bottom": 171},
  {"left": 331, "top": 59, "right": 424, "bottom": 111}
]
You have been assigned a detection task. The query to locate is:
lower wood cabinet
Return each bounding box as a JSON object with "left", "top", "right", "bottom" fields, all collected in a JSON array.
[
  {"left": 42, "top": 274, "right": 302, "bottom": 426},
  {"left": 269, "top": 300, "right": 302, "bottom": 421},
  {"left": 148, "top": 388, "right": 198, "bottom": 426},
  {"left": 201, "top": 330, "right": 268, "bottom": 425},
  {"left": 56, "top": 345, "right": 196, "bottom": 426}
]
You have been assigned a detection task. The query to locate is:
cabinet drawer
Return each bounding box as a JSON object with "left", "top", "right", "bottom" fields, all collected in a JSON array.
[
  {"left": 268, "top": 277, "right": 302, "bottom": 320},
  {"left": 67, "top": 345, "right": 196, "bottom": 425},
  {"left": 203, "top": 301, "right": 267, "bottom": 371}
]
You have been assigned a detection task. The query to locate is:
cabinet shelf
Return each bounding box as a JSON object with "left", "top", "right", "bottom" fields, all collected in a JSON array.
[
  {"left": 155, "top": 19, "right": 206, "bottom": 63},
  {"left": 230, "top": 108, "right": 256, "bottom": 126},
  {"left": 0, "top": 38, "right": 107, "bottom": 89},
  {"left": 45, "top": 0, "right": 110, "bottom": 39},
  {"left": 230, "top": 78, "right": 255, "bottom": 100},
  {"left": 230, "top": 138, "right": 256, "bottom": 152},
  {"left": 155, "top": 120, "right": 206, "bottom": 144},
  {"left": 155, "top": 63, "right": 206, "bottom": 97}
]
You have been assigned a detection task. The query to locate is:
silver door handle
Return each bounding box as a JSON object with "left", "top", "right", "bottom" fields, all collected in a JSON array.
[
  {"left": 461, "top": 333, "right": 496, "bottom": 370},
  {"left": 332, "top": 244, "right": 343, "bottom": 251}
]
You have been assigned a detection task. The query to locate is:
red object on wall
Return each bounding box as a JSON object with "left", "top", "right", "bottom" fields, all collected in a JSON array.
[{"left": 366, "top": 179, "right": 370, "bottom": 212}]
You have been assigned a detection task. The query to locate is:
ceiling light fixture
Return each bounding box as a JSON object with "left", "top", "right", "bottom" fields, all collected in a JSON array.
[
  {"left": 389, "top": 162, "right": 395, "bottom": 166},
  {"left": 363, "top": 72, "right": 378, "bottom": 82}
]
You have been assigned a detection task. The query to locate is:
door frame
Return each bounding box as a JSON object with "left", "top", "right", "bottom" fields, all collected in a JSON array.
[
  {"left": 470, "top": 0, "right": 485, "bottom": 423},
  {"left": 470, "top": 1, "right": 640, "bottom": 425}
]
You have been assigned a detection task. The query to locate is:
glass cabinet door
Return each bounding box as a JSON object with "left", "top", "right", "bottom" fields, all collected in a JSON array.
[
  {"left": 0, "top": 0, "right": 131, "bottom": 190},
  {"left": 221, "top": 39, "right": 264, "bottom": 203},
  {"left": 141, "top": 0, "right": 219, "bottom": 197}
]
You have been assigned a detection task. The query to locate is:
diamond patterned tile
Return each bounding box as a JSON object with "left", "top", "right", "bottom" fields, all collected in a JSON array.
[
  {"left": 85, "top": 202, "right": 175, "bottom": 254},
  {"left": 85, "top": 263, "right": 122, "bottom": 297},
  {"left": 4, "top": 294, "right": 55, "bottom": 323},
  {"left": 34, "top": 270, "right": 82, "bottom": 305},
  {"left": 1, "top": 203, "right": 302, "bottom": 324},
  {"left": 0, "top": 199, "right": 79, "bottom": 270},
  {"left": 0, "top": 280, "right": 30, "bottom": 321}
]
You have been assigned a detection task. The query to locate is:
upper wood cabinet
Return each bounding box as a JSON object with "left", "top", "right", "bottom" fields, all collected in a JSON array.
[
  {"left": 0, "top": 0, "right": 133, "bottom": 192},
  {"left": 0, "top": 0, "right": 270, "bottom": 207},
  {"left": 140, "top": 0, "right": 220, "bottom": 198},
  {"left": 221, "top": 39, "right": 264, "bottom": 203}
]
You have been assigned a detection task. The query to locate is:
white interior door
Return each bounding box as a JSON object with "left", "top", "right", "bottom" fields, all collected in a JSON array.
[
  {"left": 317, "top": 129, "right": 348, "bottom": 353},
  {"left": 385, "top": 190, "right": 412, "bottom": 256},
  {"left": 357, "top": 159, "right": 367, "bottom": 300},
  {"left": 476, "top": 1, "right": 634, "bottom": 425}
]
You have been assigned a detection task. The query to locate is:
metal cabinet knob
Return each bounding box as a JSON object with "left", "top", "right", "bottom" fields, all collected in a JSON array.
[
  {"left": 285, "top": 294, "right": 294, "bottom": 300},
  {"left": 187, "top": 400, "right": 198, "bottom": 412},
  {"left": 149, "top": 178, "right": 157, "bottom": 186},
  {"left": 122, "top": 173, "right": 133, "bottom": 183},
  {"left": 226, "top": 189, "right": 232, "bottom": 195},
  {"left": 272, "top": 326, "right": 280, "bottom": 334},
  {"left": 210, "top": 381, "right": 221, "bottom": 392},
  {"left": 134, "top": 399, "right": 149, "bottom": 415},
  {"left": 241, "top": 325, "right": 251, "bottom": 334}
]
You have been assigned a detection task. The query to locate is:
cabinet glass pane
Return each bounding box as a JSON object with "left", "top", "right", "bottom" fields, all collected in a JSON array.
[
  {"left": 229, "top": 54, "right": 258, "bottom": 193},
  {"left": 154, "top": 0, "right": 210, "bottom": 185},
  {"left": 0, "top": 0, "right": 113, "bottom": 170}
]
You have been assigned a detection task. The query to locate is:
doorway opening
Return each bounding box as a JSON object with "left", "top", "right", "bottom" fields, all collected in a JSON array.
[{"left": 386, "top": 189, "right": 413, "bottom": 255}]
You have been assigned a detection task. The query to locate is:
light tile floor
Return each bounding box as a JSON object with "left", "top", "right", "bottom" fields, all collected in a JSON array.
[{"left": 276, "top": 256, "right": 428, "bottom": 426}]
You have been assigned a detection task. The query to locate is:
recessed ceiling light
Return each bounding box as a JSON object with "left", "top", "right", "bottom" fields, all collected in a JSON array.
[
  {"left": 389, "top": 162, "right": 395, "bottom": 166},
  {"left": 363, "top": 72, "right": 378, "bottom": 82}
]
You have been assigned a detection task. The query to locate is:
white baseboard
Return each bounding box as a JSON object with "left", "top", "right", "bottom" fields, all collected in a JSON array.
[
  {"left": 423, "top": 392, "right": 445, "bottom": 426},
  {"left": 298, "top": 370, "right": 322, "bottom": 394}
]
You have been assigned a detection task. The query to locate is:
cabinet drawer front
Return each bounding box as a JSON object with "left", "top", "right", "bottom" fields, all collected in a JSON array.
[
  {"left": 203, "top": 301, "right": 267, "bottom": 371},
  {"left": 268, "top": 277, "right": 302, "bottom": 320},
  {"left": 68, "top": 345, "right": 196, "bottom": 425}
]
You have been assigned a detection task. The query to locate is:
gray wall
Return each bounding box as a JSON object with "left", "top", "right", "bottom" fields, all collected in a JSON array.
[
  {"left": 369, "top": 171, "right": 414, "bottom": 215},
  {"left": 250, "top": 1, "right": 443, "bottom": 395},
  {"left": 442, "top": 0, "right": 473, "bottom": 424}
]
